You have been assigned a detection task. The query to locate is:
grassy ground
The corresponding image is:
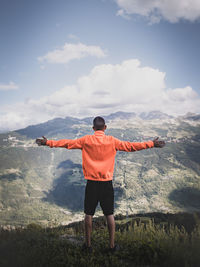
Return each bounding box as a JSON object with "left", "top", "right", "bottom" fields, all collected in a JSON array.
[{"left": 0, "top": 213, "right": 200, "bottom": 267}]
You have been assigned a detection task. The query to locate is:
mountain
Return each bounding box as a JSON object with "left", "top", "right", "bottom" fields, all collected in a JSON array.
[
  {"left": 139, "top": 110, "right": 173, "bottom": 120},
  {"left": 104, "top": 111, "right": 137, "bottom": 120},
  {"left": 15, "top": 116, "right": 86, "bottom": 139},
  {"left": 15, "top": 111, "right": 138, "bottom": 139},
  {"left": 179, "top": 112, "right": 200, "bottom": 121},
  {"left": 0, "top": 111, "right": 200, "bottom": 226}
]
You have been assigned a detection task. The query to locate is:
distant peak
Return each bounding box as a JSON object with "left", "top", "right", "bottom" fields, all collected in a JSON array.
[
  {"left": 105, "top": 111, "right": 136, "bottom": 120},
  {"left": 139, "top": 110, "right": 173, "bottom": 120}
]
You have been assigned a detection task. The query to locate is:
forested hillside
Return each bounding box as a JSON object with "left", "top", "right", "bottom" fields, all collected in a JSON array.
[{"left": 0, "top": 111, "right": 200, "bottom": 226}]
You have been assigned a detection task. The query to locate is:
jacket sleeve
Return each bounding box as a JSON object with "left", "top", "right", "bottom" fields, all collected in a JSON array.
[
  {"left": 113, "top": 137, "right": 154, "bottom": 152},
  {"left": 46, "top": 136, "right": 85, "bottom": 149}
]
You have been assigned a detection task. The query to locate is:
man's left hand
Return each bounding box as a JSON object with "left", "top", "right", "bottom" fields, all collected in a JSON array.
[{"left": 153, "top": 137, "right": 165, "bottom": 148}]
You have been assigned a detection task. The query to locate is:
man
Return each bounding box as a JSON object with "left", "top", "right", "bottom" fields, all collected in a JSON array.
[{"left": 36, "top": 116, "right": 165, "bottom": 252}]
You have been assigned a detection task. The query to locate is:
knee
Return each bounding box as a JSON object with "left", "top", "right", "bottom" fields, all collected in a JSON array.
[{"left": 106, "top": 214, "right": 115, "bottom": 224}]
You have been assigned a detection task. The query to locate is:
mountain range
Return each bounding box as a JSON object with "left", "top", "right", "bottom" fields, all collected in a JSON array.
[{"left": 0, "top": 110, "right": 200, "bottom": 227}]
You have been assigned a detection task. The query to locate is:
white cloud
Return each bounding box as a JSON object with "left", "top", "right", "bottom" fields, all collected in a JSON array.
[
  {"left": 115, "top": 0, "right": 200, "bottom": 23},
  {"left": 0, "top": 59, "right": 200, "bottom": 132},
  {"left": 116, "top": 9, "right": 131, "bottom": 20},
  {"left": 0, "top": 82, "right": 19, "bottom": 91},
  {"left": 38, "top": 42, "right": 107, "bottom": 64},
  {"left": 68, "top": 34, "right": 79, "bottom": 40},
  {"left": 165, "top": 86, "right": 197, "bottom": 102}
]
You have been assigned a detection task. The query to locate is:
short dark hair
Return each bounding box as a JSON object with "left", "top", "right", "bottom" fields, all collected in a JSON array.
[{"left": 93, "top": 116, "right": 105, "bottom": 130}]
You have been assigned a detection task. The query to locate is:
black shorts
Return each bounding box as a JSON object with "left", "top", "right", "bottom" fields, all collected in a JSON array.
[{"left": 84, "top": 180, "right": 114, "bottom": 216}]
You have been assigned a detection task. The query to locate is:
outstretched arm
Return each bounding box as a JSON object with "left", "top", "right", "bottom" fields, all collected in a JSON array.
[
  {"left": 35, "top": 136, "right": 84, "bottom": 149},
  {"left": 114, "top": 137, "right": 165, "bottom": 152}
]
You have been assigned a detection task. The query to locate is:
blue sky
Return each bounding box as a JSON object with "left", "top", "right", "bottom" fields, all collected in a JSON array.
[{"left": 1, "top": 0, "right": 200, "bottom": 131}]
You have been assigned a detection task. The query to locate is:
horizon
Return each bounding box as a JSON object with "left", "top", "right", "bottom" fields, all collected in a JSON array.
[{"left": 0, "top": 109, "right": 199, "bottom": 134}]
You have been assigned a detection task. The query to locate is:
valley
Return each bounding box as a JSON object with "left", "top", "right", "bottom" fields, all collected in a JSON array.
[{"left": 0, "top": 111, "right": 200, "bottom": 226}]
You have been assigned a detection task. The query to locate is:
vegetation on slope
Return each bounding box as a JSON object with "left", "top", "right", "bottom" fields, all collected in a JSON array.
[{"left": 0, "top": 113, "right": 200, "bottom": 226}]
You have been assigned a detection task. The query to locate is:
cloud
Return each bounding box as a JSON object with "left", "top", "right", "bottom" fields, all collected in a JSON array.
[
  {"left": 38, "top": 42, "right": 107, "bottom": 64},
  {"left": 165, "top": 86, "right": 197, "bottom": 102},
  {"left": 0, "top": 59, "right": 200, "bottom": 132},
  {"left": 68, "top": 34, "right": 79, "bottom": 40},
  {"left": 0, "top": 82, "right": 19, "bottom": 91},
  {"left": 116, "top": 9, "right": 131, "bottom": 20},
  {"left": 115, "top": 0, "right": 200, "bottom": 23}
]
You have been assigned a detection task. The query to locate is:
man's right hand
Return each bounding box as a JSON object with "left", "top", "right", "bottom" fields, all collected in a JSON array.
[{"left": 36, "top": 136, "right": 47, "bottom": 146}]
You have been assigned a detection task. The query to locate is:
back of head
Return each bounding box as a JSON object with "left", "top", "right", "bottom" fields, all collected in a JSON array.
[{"left": 93, "top": 116, "right": 105, "bottom": 130}]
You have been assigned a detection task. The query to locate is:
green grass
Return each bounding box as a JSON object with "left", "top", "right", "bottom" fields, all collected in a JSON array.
[{"left": 1, "top": 214, "right": 200, "bottom": 267}]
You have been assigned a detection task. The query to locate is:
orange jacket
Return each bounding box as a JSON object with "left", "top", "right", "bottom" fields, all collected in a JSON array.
[{"left": 46, "top": 130, "right": 154, "bottom": 181}]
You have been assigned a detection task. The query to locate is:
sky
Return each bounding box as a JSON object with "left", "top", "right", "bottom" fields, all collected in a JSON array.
[{"left": 1, "top": 0, "right": 200, "bottom": 132}]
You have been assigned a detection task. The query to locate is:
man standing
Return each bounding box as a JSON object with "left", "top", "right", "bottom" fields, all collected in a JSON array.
[{"left": 36, "top": 116, "right": 165, "bottom": 252}]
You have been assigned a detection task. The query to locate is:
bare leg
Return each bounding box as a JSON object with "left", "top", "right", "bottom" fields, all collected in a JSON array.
[
  {"left": 106, "top": 214, "right": 115, "bottom": 248},
  {"left": 84, "top": 214, "right": 93, "bottom": 247}
]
